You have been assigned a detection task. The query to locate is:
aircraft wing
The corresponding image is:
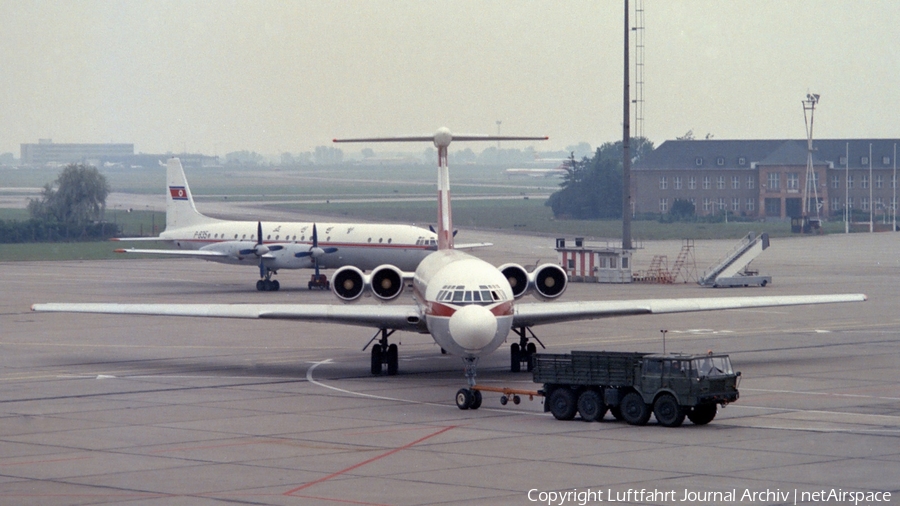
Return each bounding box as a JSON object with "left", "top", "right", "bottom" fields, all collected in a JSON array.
[
  {"left": 511, "top": 293, "right": 867, "bottom": 327},
  {"left": 31, "top": 303, "right": 424, "bottom": 332},
  {"left": 110, "top": 237, "right": 170, "bottom": 242},
  {"left": 114, "top": 248, "right": 231, "bottom": 258}
]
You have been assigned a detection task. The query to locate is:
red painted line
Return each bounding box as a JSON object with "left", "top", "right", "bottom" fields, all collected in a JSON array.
[
  {"left": 286, "top": 494, "right": 391, "bottom": 506},
  {"left": 283, "top": 425, "right": 456, "bottom": 496}
]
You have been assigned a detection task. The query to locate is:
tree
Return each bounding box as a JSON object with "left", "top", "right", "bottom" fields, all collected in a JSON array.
[
  {"left": 545, "top": 137, "right": 654, "bottom": 220},
  {"left": 669, "top": 198, "right": 696, "bottom": 221},
  {"left": 28, "top": 163, "right": 110, "bottom": 225}
]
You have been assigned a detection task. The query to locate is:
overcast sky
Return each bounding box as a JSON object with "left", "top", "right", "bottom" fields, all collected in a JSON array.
[{"left": 2, "top": 1, "right": 898, "bottom": 157}]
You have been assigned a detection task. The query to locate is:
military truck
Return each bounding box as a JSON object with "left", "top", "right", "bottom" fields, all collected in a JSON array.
[{"left": 533, "top": 351, "right": 740, "bottom": 426}]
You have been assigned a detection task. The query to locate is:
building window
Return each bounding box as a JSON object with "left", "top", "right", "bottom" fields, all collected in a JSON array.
[
  {"left": 703, "top": 198, "right": 710, "bottom": 212},
  {"left": 883, "top": 156, "right": 891, "bottom": 166},
  {"left": 718, "top": 197, "right": 726, "bottom": 211},
  {"left": 861, "top": 174, "right": 869, "bottom": 189},
  {"left": 695, "top": 157, "right": 703, "bottom": 166},
  {"left": 831, "top": 197, "right": 841, "bottom": 212},
  {"left": 847, "top": 174, "right": 854, "bottom": 189},
  {"left": 862, "top": 156, "right": 869, "bottom": 165},
  {"left": 787, "top": 172, "right": 799, "bottom": 190},
  {"left": 848, "top": 197, "right": 854, "bottom": 209},
  {"left": 659, "top": 176, "right": 668, "bottom": 190},
  {"left": 732, "top": 176, "right": 740, "bottom": 189},
  {"left": 732, "top": 198, "right": 740, "bottom": 212},
  {"left": 738, "top": 157, "right": 747, "bottom": 166},
  {"left": 688, "top": 176, "right": 696, "bottom": 189},
  {"left": 839, "top": 155, "right": 847, "bottom": 166},
  {"left": 767, "top": 172, "right": 780, "bottom": 190},
  {"left": 832, "top": 174, "right": 840, "bottom": 189},
  {"left": 659, "top": 198, "right": 668, "bottom": 213},
  {"left": 747, "top": 176, "right": 755, "bottom": 189},
  {"left": 876, "top": 174, "right": 884, "bottom": 189},
  {"left": 703, "top": 176, "right": 711, "bottom": 189},
  {"left": 862, "top": 197, "right": 870, "bottom": 211},
  {"left": 746, "top": 198, "right": 755, "bottom": 212},
  {"left": 717, "top": 176, "right": 725, "bottom": 190},
  {"left": 674, "top": 176, "right": 682, "bottom": 190},
  {"left": 717, "top": 157, "right": 725, "bottom": 166}
]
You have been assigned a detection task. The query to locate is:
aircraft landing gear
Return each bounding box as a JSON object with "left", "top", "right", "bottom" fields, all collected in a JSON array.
[
  {"left": 366, "top": 329, "right": 398, "bottom": 375},
  {"left": 510, "top": 326, "right": 543, "bottom": 372},
  {"left": 256, "top": 269, "right": 280, "bottom": 291},
  {"left": 455, "top": 357, "right": 483, "bottom": 410}
]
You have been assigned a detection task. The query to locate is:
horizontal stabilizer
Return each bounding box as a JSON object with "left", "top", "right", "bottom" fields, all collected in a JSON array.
[{"left": 453, "top": 242, "right": 493, "bottom": 250}]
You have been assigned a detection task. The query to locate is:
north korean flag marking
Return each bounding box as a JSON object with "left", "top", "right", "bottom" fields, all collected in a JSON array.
[{"left": 169, "top": 186, "right": 189, "bottom": 200}]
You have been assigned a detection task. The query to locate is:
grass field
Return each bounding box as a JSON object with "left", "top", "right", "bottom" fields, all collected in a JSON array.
[{"left": 0, "top": 164, "right": 864, "bottom": 261}]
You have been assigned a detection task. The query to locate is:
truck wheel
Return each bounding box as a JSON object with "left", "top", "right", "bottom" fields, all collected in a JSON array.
[
  {"left": 577, "top": 390, "right": 606, "bottom": 422},
  {"left": 653, "top": 394, "right": 685, "bottom": 427},
  {"left": 548, "top": 388, "right": 578, "bottom": 420},
  {"left": 621, "top": 392, "right": 651, "bottom": 425},
  {"left": 687, "top": 404, "right": 717, "bottom": 425},
  {"left": 609, "top": 406, "right": 623, "bottom": 421}
]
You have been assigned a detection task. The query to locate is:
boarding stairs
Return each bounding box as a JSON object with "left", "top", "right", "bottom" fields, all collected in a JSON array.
[{"left": 698, "top": 232, "right": 770, "bottom": 287}]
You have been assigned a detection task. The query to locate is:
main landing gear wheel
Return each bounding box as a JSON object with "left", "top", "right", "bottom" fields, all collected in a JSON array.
[
  {"left": 256, "top": 279, "right": 280, "bottom": 291},
  {"left": 455, "top": 388, "right": 483, "bottom": 410},
  {"left": 510, "top": 327, "right": 542, "bottom": 372},
  {"left": 368, "top": 329, "right": 399, "bottom": 376}
]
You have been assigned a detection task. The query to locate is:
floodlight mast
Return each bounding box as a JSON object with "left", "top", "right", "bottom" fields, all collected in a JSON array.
[{"left": 802, "top": 94, "right": 821, "bottom": 223}]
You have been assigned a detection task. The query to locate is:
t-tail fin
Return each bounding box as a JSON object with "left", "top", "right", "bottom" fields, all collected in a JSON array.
[
  {"left": 165, "top": 158, "right": 217, "bottom": 230},
  {"left": 332, "top": 128, "right": 547, "bottom": 251}
]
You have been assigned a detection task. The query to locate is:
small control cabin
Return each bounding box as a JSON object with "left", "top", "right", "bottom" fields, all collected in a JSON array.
[{"left": 556, "top": 237, "right": 633, "bottom": 283}]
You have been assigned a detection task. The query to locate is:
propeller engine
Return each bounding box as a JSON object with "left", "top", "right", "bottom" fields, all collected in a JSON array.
[
  {"left": 498, "top": 263, "right": 567, "bottom": 300},
  {"left": 294, "top": 223, "right": 338, "bottom": 277},
  {"left": 239, "top": 222, "right": 283, "bottom": 279}
]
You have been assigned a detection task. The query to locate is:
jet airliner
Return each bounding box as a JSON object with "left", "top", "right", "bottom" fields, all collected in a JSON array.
[{"left": 33, "top": 128, "right": 866, "bottom": 409}]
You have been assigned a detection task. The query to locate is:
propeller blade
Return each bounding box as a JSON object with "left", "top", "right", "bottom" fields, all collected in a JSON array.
[
  {"left": 311, "top": 223, "right": 318, "bottom": 248},
  {"left": 257, "top": 221, "right": 263, "bottom": 246},
  {"left": 322, "top": 247, "right": 338, "bottom": 254}
]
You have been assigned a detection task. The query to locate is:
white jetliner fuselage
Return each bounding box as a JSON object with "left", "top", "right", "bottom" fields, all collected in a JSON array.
[
  {"left": 116, "top": 158, "right": 439, "bottom": 290},
  {"left": 33, "top": 129, "right": 867, "bottom": 410}
]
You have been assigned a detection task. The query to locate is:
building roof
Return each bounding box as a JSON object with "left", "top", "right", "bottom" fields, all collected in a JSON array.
[{"left": 635, "top": 138, "right": 900, "bottom": 171}]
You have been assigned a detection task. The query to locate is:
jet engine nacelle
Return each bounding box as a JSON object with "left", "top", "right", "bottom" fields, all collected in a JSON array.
[
  {"left": 332, "top": 266, "right": 366, "bottom": 302},
  {"left": 369, "top": 264, "right": 405, "bottom": 302},
  {"left": 331, "top": 264, "right": 406, "bottom": 302},
  {"left": 499, "top": 263, "right": 568, "bottom": 301}
]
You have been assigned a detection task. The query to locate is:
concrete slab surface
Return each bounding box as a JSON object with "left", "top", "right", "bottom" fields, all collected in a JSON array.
[{"left": 2, "top": 229, "right": 898, "bottom": 505}]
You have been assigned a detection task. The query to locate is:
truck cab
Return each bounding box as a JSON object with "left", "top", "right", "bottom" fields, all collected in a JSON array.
[{"left": 632, "top": 353, "right": 740, "bottom": 426}]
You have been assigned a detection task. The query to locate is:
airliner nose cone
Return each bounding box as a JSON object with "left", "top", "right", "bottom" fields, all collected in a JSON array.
[{"left": 448, "top": 305, "right": 497, "bottom": 352}]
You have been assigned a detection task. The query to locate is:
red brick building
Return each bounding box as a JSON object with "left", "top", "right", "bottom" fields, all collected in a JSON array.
[{"left": 632, "top": 139, "right": 899, "bottom": 221}]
